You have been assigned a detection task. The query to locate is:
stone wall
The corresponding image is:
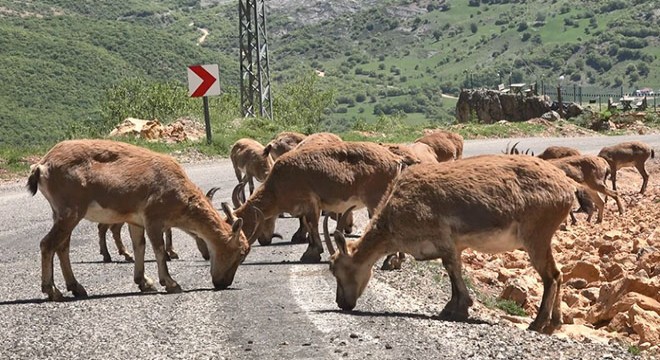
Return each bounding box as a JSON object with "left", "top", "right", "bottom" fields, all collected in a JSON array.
[{"left": 456, "top": 89, "right": 554, "bottom": 123}]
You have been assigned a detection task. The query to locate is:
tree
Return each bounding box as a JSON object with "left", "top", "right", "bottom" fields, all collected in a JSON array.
[
  {"left": 273, "top": 73, "right": 336, "bottom": 132},
  {"left": 433, "top": 29, "right": 442, "bottom": 41},
  {"left": 470, "top": 23, "right": 478, "bottom": 34}
]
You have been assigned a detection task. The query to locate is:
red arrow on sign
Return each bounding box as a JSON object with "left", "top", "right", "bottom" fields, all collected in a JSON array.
[{"left": 189, "top": 65, "right": 218, "bottom": 97}]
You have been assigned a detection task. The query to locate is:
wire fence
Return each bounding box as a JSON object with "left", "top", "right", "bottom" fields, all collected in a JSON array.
[{"left": 537, "top": 83, "right": 658, "bottom": 112}]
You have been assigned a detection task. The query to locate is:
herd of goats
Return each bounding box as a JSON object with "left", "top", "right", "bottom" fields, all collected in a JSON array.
[{"left": 26, "top": 130, "right": 655, "bottom": 334}]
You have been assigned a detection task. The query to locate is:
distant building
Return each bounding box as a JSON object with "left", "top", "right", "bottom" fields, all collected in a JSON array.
[{"left": 635, "top": 87, "right": 654, "bottom": 96}]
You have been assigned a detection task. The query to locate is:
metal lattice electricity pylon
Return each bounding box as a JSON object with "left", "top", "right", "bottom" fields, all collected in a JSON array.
[{"left": 239, "top": 0, "right": 273, "bottom": 119}]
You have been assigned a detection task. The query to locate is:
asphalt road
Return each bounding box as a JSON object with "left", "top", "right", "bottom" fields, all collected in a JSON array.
[{"left": 0, "top": 134, "right": 657, "bottom": 359}]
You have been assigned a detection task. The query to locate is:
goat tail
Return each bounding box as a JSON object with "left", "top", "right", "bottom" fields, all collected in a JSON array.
[
  {"left": 652, "top": 149, "right": 655, "bottom": 159},
  {"left": 26, "top": 164, "right": 41, "bottom": 196}
]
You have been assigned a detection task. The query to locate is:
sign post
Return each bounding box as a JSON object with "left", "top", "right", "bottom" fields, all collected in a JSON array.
[{"left": 187, "top": 64, "right": 221, "bottom": 144}]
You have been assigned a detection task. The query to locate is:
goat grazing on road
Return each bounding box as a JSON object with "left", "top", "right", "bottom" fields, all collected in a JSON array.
[
  {"left": 27, "top": 139, "right": 253, "bottom": 301},
  {"left": 223, "top": 141, "right": 412, "bottom": 263},
  {"left": 329, "top": 155, "right": 576, "bottom": 334}
]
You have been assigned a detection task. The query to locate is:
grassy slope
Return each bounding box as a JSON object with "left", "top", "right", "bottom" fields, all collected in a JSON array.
[
  {"left": 0, "top": 0, "right": 658, "bottom": 146},
  {"left": 0, "top": 1, "right": 235, "bottom": 146}
]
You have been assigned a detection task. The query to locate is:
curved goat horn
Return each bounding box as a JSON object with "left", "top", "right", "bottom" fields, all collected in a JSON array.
[
  {"left": 231, "top": 182, "right": 247, "bottom": 209},
  {"left": 510, "top": 142, "right": 521, "bottom": 155},
  {"left": 205, "top": 187, "right": 221, "bottom": 200},
  {"left": 247, "top": 206, "right": 264, "bottom": 244},
  {"left": 503, "top": 141, "right": 511, "bottom": 154},
  {"left": 323, "top": 213, "right": 333, "bottom": 254}
]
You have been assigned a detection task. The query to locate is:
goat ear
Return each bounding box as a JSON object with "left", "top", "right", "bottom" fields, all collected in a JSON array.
[
  {"left": 221, "top": 202, "right": 236, "bottom": 224},
  {"left": 333, "top": 230, "right": 349, "bottom": 255},
  {"left": 262, "top": 143, "right": 272, "bottom": 157},
  {"left": 231, "top": 217, "right": 243, "bottom": 234}
]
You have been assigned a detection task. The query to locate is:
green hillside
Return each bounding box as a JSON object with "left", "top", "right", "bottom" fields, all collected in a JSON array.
[{"left": 0, "top": 0, "right": 658, "bottom": 146}]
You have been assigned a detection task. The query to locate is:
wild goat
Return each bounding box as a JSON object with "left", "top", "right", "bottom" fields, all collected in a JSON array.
[
  {"left": 230, "top": 138, "right": 274, "bottom": 196},
  {"left": 253, "top": 132, "right": 357, "bottom": 245},
  {"left": 262, "top": 131, "right": 307, "bottom": 160},
  {"left": 379, "top": 142, "right": 438, "bottom": 164},
  {"left": 537, "top": 146, "right": 581, "bottom": 160},
  {"left": 504, "top": 144, "right": 617, "bottom": 224},
  {"left": 547, "top": 155, "right": 624, "bottom": 223},
  {"left": 223, "top": 141, "right": 411, "bottom": 263},
  {"left": 415, "top": 130, "right": 464, "bottom": 161},
  {"left": 377, "top": 141, "right": 443, "bottom": 269},
  {"left": 329, "top": 155, "right": 576, "bottom": 334},
  {"left": 598, "top": 141, "right": 655, "bottom": 194},
  {"left": 27, "top": 139, "right": 252, "bottom": 301}
]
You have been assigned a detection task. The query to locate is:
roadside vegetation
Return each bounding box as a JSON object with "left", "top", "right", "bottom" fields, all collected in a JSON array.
[
  {"left": 1, "top": 71, "right": 659, "bottom": 182},
  {"left": 1, "top": 0, "right": 659, "bottom": 180}
]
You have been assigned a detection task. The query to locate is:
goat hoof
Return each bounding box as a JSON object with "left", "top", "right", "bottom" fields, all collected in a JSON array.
[
  {"left": 291, "top": 233, "right": 308, "bottom": 244},
  {"left": 438, "top": 308, "right": 469, "bottom": 322},
  {"left": 300, "top": 249, "right": 322, "bottom": 263},
  {"left": 68, "top": 283, "right": 88, "bottom": 298},
  {"left": 139, "top": 277, "right": 157, "bottom": 293},
  {"left": 102, "top": 256, "right": 112, "bottom": 263},
  {"left": 166, "top": 283, "right": 183, "bottom": 294},
  {"left": 167, "top": 251, "right": 179, "bottom": 260},
  {"left": 45, "top": 286, "right": 65, "bottom": 302},
  {"left": 258, "top": 237, "right": 272, "bottom": 246},
  {"left": 380, "top": 255, "right": 403, "bottom": 270},
  {"left": 382, "top": 260, "right": 402, "bottom": 271},
  {"left": 123, "top": 254, "right": 135, "bottom": 263}
]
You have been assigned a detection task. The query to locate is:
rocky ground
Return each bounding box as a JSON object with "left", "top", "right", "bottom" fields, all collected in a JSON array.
[{"left": 372, "top": 158, "right": 660, "bottom": 358}]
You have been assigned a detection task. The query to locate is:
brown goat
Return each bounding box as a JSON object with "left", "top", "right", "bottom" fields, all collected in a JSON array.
[
  {"left": 537, "top": 146, "right": 581, "bottom": 160},
  {"left": 223, "top": 141, "right": 410, "bottom": 263},
  {"left": 377, "top": 141, "right": 442, "bottom": 269},
  {"left": 263, "top": 131, "right": 307, "bottom": 160},
  {"left": 379, "top": 142, "right": 438, "bottom": 164},
  {"left": 230, "top": 138, "right": 274, "bottom": 195},
  {"left": 548, "top": 155, "right": 624, "bottom": 223},
  {"left": 598, "top": 141, "right": 655, "bottom": 194},
  {"left": 27, "top": 139, "right": 252, "bottom": 301},
  {"left": 329, "top": 155, "right": 576, "bottom": 334},
  {"left": 262, "top": 132, "right": 356, "bottom": 245},
  {"left": 415, "top": 130, "right": 464, "bottom": 160}
]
